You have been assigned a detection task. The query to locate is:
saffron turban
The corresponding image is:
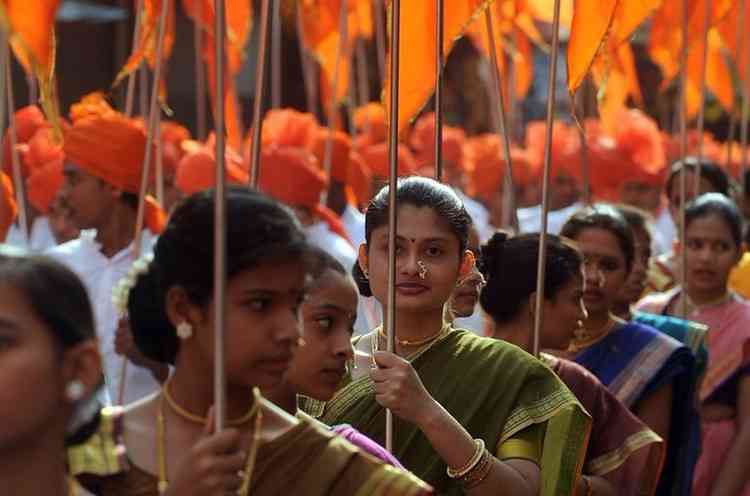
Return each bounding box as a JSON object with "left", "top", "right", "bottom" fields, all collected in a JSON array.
[
  {"left": 23, "top": 127, "right": 64, "bottom": 214},
  {"left": 464, "top": 134, "right": 532, "bottom": 204},
  {"left": 175, "top": 140, "right": 249, "bottom": 195},
  {"left": 353, "top": 103, "right": 387, "bottom": 147},
  {"left": 3, "top": 105, "right": 48, "bottom": 178},
  {"left": 360, "top": 142, "right": 418, "bottom": 179},
  {"left": 160, "top": 121, "right": 191, "bottom": 174},
  {"left": 410, "top": 113, "right": 467, "bottom": 171},
  {"left": 261, "top": 108, "right": 319, "bottom": 148}
]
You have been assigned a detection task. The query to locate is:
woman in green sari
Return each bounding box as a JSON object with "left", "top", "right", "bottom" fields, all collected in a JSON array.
[{"left": 304, "top": 177, "right": 590, "bottom": 495}]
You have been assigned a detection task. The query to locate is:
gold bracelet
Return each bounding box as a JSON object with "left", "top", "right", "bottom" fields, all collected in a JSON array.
[
  {"left": 461, "top": 449, "right": 492, "bottom": 490},
  {"left": 447, "top": 439, "right": 485, "bottom": 479}
]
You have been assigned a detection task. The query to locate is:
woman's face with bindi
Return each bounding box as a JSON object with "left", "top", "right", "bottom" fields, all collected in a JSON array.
[{"left": 360, "top": 204, "right": 470, "bottom": 315}]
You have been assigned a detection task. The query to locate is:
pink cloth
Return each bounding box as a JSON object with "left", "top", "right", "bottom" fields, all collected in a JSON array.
[
  {"left": 692, "top": 420, "right": 750, "bottom": 496},
  {"left": 332, "top": 424, "right": 405, "bottom": 469}
]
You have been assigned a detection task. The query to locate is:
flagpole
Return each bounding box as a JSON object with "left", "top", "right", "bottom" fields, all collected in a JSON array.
[
  {"left": 384, "top": 0, "right": 400, "bottom": 454},
  {"left": 578, "top": 80, "right": 592, "bottom": 206},
  {"left": 250, "top": 0, "right": 271, "bottom": 187},
  {"left": 485, "top": 9, "right": 519, "bottom": 231},
  {"left": 374, "top": 0, "right": 386, "bottom": 85},
  {"left": 321, "top": 0, "right": 349, "bottom": 205},
  {"left": 193, "top": 3, "right": 207, "bottom": 140},
  {"left": 740, "top": 0, "right": 750, "bottom": 194},
  {"left": 213, "top": 0, "right": 228, "bottom": 433},
  {"left": 694, "top": 0, "right": 712, "bottom": 191},
  {"left": 532, "top": 0, "right": 562, "bottom": 357},
  {"left": 434, "top": 0, "right": 444, "bottom": 181},
  {"left": 27, "top": 73, "right": 37, "bottom": 105},
  {"left": 271, "top": 0, "right": 282, "bottom": 109},
  {"left": 677, "top": 0, "right": 690, "bottom": 318},
  {"left": 118, "top": 0, "right": 170, "bottom": 406},
  {"left": 5, "top": 49, "right": 28, "bottom": 246},
  {"left": 155, "top": 114, "right": 164, "bottom": 205},
  {"left": 125, "top": 0, "right": 145, "bottom": 117},
  {"left": 296, "top": 2, "right": 317, "bottom": 115}
]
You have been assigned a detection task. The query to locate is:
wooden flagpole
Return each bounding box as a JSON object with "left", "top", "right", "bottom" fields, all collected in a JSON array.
[
  {"left": 250, "top": 0, "right": 271, "bottom": 187},
  {"left": 5, "top": 47, "right": 28, "bottom": 246},
  {"left": 434, "top": 0, "right": 444, "bottom": 181},
  {"left": 694, "top": 0, "right": 712, "bottom": 191},
  {"left": 677, "top": 0, "right": 690, "bottom": 318}
]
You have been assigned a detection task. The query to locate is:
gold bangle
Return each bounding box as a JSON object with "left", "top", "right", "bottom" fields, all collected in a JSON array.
[
  {"left": 461, "top": 450, "right": 492, "bottom": 490},
  {"left": 447, "top": 439, "right": 485, "bottom": 479}
]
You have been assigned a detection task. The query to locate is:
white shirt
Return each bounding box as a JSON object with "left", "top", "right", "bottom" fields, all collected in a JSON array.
[
  {"left": 342, "top": 204, "right": 366, "bottom": 249},
  {"left": 652, "top": 208, "right": 676, "bottom": 256},
  {"left": 518, "top": 202, "right": 583, "bottom": 234},
  {"left": 46, "top": 229, "right": 160, "bottom": 405},
  {"left": 4, "top": 216, "right": 58, "bottom": 252},
  {"left": 457, "top": 191, "right": 493, "bottom": 243}
]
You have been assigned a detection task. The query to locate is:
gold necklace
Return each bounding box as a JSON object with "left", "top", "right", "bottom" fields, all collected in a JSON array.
[
  {"left": 372, "top": 323, "right": 450, "bottom": 361},
  {"left": 163, "top": 377, "right": 259, "bottom": 426},
  {"left": 377, "top": 327, "right": 444, "bottom": 347},
  {"left": 157, "top": 387, "right": 264, "bottom": 495},
  {"left": 569, "top": 314, "right": 620, "bottom": 353}
]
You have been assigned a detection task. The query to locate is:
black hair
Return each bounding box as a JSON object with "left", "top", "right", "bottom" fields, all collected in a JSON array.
[
  {"left": 353, "top": 176, "right": 472, "bottom": 296},
  {"left": 560, "top": 204, "right": 635, "bottom": 273},
  {"left": 665, "top": 157, "right": 730, "bottom": 198},
  {"left": 685, "top": 193, "right": 744, "bottom": 248},
  {"left": 308, "top": 246, "right": 347, "bottom": 280},
  {"left": 478, "top": 233, "right": 583, "bottom": 324},
  {"left": 0, "top": 250, "right": 100, "bottom": 446},
  {"left": 121, "top": 192, "right": 139, "bottom": 210},
  {"left": 128, "top": 186, "right": 309, "bottom": 364}
]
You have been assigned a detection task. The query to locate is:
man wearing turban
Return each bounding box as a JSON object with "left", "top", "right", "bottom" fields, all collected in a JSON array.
[{"left": 46, "top": 93, "right": 167, "bottom": 405}]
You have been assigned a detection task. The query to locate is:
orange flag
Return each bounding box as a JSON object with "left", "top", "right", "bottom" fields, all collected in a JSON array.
[
  {"left": 716, "top": 1, "right": 750, "bottom": 101},
  {"left": 384, "top": 0, "right": 490, "bottom": 135},
  {"left": 567, "top": 0, "right": 618, "bottom": 94},
  {"left": 0, "top": 1, "right": 62, "bottom": 139}
]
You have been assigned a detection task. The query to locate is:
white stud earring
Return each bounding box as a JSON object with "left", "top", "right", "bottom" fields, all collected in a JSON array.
[
  {"left": 176, "top": 321, "right": 193, "bottom": 339},
  {"left": 66, "top": 380, "right": 85, "bottom": 402}
]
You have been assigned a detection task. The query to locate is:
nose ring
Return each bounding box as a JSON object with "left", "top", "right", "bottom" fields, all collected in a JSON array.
[{"left": 417, "top": 260, "right": 428, "bottom": 280}]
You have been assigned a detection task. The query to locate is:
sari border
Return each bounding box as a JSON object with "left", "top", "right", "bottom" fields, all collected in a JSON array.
[
  {"left": 586, "top": 429, "right": 664, "bottom": 476},
  {"left": 499, "top": 387, "right": 583, "bottom": 445},
  {"left": 608, "top": 331, "right": 679, "bottom": 408},
  {"left": 354, "top": 465, "right": 433, "bottom": 496}
]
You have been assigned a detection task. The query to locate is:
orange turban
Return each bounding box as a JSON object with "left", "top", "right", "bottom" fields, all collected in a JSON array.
[
  {"left": 3, "top": 105, "right": 48, "bottom": 178},
  {"left": 259, "top": 145, "right": 351, "bottom": 244},
  {"left": 1, "top": 172, "right": 17, "bottom": 241},
  {"left": 525, "top": 121, "right": 581, "bottom": 182},
  {"left": 64, "top": 93, "right": 165, "bottom": 234},
  {"left": 464, "top": 134, "right": 532, "bottom": 203},
  {"left": 310, "top": 129, "right": 351, "bottom": 184},
  {"left": 261, "top": 108, "right": 319, "bottom": 148},
  {"left": 347, "top": 151, "right": 373, "bottom": 208},
  {"left": 613, "top": 110, "right": 666, "bottom": 186},
  {"left": 360, "top": 142, "right": 418, "bottom": 178},
  {"left": 23, "top": 127, "right": 64, "bottom": 214},
  {"left": 353, "top": 103, "right": 387, "bottom": 146},
  {"left": 175, "top": 142, "right": 249, "bottom": 195},
  {"left": 410, "top": 113, "right": 466, "bottom": 171},
  {"left": 160, "top": 121, "right": 191, "bottom": 173}
]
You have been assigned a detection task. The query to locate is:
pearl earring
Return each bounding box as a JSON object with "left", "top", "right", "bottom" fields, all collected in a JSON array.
[
  {"left": 176, "top": 321, "right": 193, "bottom": 339},
  {"left": 66, "top": 380, "right": 85, "bottom": 402}
]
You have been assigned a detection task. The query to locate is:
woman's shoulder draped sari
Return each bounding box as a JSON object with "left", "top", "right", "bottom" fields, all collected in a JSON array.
[
  {"left": 573, "top": 320, "right": 697, "bottom": 496},
  {"left": 304, "top": 327, "right": 591, "bottom": 496},
  {"left": 69, "top": 406, "right": 433, "bottom": 496},
  {"left": 543, "top": 355, "right": 664, "bottom": 496}
]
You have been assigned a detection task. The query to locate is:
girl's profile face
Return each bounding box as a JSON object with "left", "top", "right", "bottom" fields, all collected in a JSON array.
[
  {"left": 542, "top": 276, "right": 586, "bottom": 350},
  {"left": 286, "top": 269, "right": 358, "bottom": 400},
  {"left": 362, "top": 204, "right": 469, "bottom": 314},
  {"left": 0, "top": 283, "right": 68, "bottom": 451},
  {"left": 187, "top": 260, "right": 308, "bottom": 391}
]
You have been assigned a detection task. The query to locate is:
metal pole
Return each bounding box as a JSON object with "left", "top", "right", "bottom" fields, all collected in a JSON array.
[
  {"left": 118, "top": 0, "right": 170, "bottom": 405},
  {"left": 250, "top": 0, "right": 271, "bottom": 187},
  {"left": 740, "top": 0, "right": 750, "bottom": 195},
  {"left": 271, "top": 0, "right": 282, "bottom": 109},
  {"left": 531, "top": 0, "right": 562, "bottom": 357},
  {"left": 5, "top": 51, "right": 28, "bottom": 246},
  {"left": 485, "top": 9, "right": 519, "bottom": 231},
  {"left": 384, "top": 0, "right": 401, "bottom": 453},
  {"left": 194, "top": 3, "right": 207, "bottom": 140},
  {"left": 678, "top": 0, "right": 690, "bottom": 318},
  {"left": 213, "top": 0, "right": 228, "bottom": 433},
  {"left": 125, "top": 0, "right": 145, "bottom": 117},
  {"left": 434, "top": 0, "right": 444, "bottom": 181},
  {"left": 374, "top": 0, "right": 386, "bottom": 85},
  {"left": 321, "top": 0, "right": 349, "bottom": 204},
  {"left": 27, "top": 73, "right": 37, "bottom": 105},
  {"left": 694, "top": 0, "right": 712, "bottom": 191}
]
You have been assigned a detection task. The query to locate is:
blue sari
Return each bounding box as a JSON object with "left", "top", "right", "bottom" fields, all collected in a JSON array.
[{"left": 574, "top": 322, "right": 698, "bottom": 496}]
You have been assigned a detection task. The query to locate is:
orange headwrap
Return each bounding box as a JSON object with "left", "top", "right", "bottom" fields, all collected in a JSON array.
[
  {"left": 175, "top": 142, "right": 249, "bottom": 195},
  {"left": 410, "top": 112, "right": 466, "bottom": 171},
  {"left": 524, "top": 121, "right": 581, "bottom": 183},
  {"left": 23, "top": 127, "right": 64, "bottom": 214},
  {"left": 259, "top": 145, "right": 351, "bottom": 244},
  {"left": 353, "top": 103, "right": 387, "bottom": 147},
  {"left": 464, "top": 134, "right": 532, "bottom": 204},
  {"left": 0, "top": 172, "right": 17, "bottom": 241},
  {"left": 64, "top": 93, "right": 165, "bottom": 234},
  {"left": 3, "top": 105, "right": 48, "bottom": 178},
  {"left": 160, "top": 121, "right": 191, "bottom": 174},
  {"left": 347, "top": 151, "right": 373, "bottom": 208},
  {"left": 613, "top": 110, "right": 666, "bottom": 186},
  {"left": 261, "top": 108, "right": 319, "bottom": 148},
  {"left": 310, "top": 129, "right": 352, "bottom": 184},
  {"left": 360, "top": 142, "right": 418, "bottom": 178}
]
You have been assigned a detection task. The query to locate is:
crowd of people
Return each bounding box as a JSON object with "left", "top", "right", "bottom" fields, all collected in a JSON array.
[{"left": 2, "top": 92, "right": 750, "bottom": 495}]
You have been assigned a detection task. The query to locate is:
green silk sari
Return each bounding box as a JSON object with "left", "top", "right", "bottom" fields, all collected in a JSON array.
[{"left": 303, "top": 328, "right": 591, "bottom": 495}]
